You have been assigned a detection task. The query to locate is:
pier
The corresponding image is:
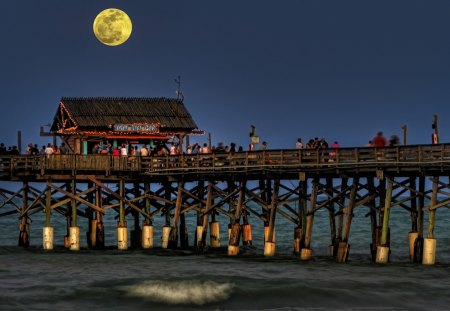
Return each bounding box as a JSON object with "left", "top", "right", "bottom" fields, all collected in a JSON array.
[{"left": 1, "top": 143, "right": 449, "bottom": 264}]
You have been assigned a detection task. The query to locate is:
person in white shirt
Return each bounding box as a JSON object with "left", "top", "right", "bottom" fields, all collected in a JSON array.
[
  {"left": 45, "top": 143, "right": 54, "bottom": 156},
  {"left": 296, "top": 138, "right": 303, "bottom": 149},
  {"left": 120, "top": 144, "right": 128, "bottom": 156}
]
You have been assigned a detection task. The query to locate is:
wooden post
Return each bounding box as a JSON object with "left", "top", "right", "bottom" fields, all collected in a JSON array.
[
  {"left": 228, "top": 180, "right": 246, "bottom": 256},
  {"left": 142, "top": 182, "right": 153, "bottom": 249},
  {"left": 169, "top": 182, "right": 184, "bottom": 249},
  {"left": 95, "top": 185, "right": 105, "bottom": 249},
  {"left": 264, "top": 180, "right": 279, "bottom": 256},
  {"left": 196, "top": 181, "right": 205, "bottom": 250},
  {"left": 337, "top": 178, "right": 348, "bottom": 244},
  {"left": 376, "top": 178, "right": 393, "bottom": 263},
  {"left": 161, "top": 181, "right": 172, "bottom": 249},
  {"left": 367, "top": 177, "right": 378, "bottom": 261},
  {"left": 337, "top": 177, "right": 359, "bottom": 263},
  {"left": 118, "top": 179, "right": 125, "bottom": 227},
  {"left": 408, "top": 177, "right": 418, "bottom": 261},
  {"left": 71, "top": 179, "right": 77, "bottom": 227},
  {"left": 294, "top": 179, "right": 307, "bottom": 255},
  {"left": 64, "top": 183, "right": 71, "bottom": 248},
  {"left": 423, "top": 177, "right": 438, "bottom": 265},
  {"left": 413, "top": 176, "right": 425, "bottom": 262},
  {"left": 86, "top": 181, "right": 94, "bottom": 248},
  {"left": 376, "top": 178, "right": 387, "bottom": 255},
  {"left": 18, "top": 181, "right": 30, "bottom": 247},
  {"left": 45, "top": 186, "right": 51, "bottom": 228},
  {"left": 117, "top": 178, "right": 128, "bottom": 250},
  {"left": 326, "top": 178, "right": 337, "bottom": 256},
  {"left": 199, "top": 182, "right": 213, "bottom": 250},
  {"left": 402, "top": 124, "right": 407, "bottom": 145},
  {"left": 164, "top": 181, "right": 172, "bottom": 228},
  {"left": 301, "top": 178, "right": 318, "bottom": 260},
  {"left": 427, "top": 177, "right": 438, "bottom": 239},
  {"left": 380, "top": 178, "right": 393, "bottom": 246},
  {"left": 131, "top": 182, "right": 141, "bottom": 248},
  {"left": 226, "top": 180, "right": 236, "bottom": 243},
  {"left": 144, "top": 182, "right": 151, "bottom": 224},
  {"left": 179, "top": 214, "right": 189, "bottom": 249},
  {"left": 43, "top": 186, "right": 54, "bottom": 250},
  {"left": 69, "top": 178, "right": 80, "bottom": 251},
  {"left": 17, "top": 130, "right": 22, "bottom": 154}
]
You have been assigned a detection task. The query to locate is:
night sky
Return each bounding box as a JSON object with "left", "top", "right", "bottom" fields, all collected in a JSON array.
[{"left": 2, "top": 0, "right": 450, "bottom": 150}]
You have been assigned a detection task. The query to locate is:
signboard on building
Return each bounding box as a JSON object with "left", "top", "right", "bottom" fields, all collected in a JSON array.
[{"left": 112, "top": 124, "right": 159, "bottom": 133}]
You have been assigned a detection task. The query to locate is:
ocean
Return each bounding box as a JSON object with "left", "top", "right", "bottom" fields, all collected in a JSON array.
[{"left": 1, "top": 199, "right": 450, "bottom": 310}]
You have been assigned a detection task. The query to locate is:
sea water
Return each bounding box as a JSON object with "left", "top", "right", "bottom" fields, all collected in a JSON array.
[{"left": 1, "top": 196, "right": 450, "bottom": 310}]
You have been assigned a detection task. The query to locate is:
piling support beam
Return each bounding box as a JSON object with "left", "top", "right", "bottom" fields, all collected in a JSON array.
[
  {"left": 95, "top": 185, "right": 105, "bottom": 249},
  {"left": 161, "top": 181, "right": 172, "bottom": 249},
  {"left": 130, "top": 182, "right": 141, "bottom": 248},
  {"left": 142, "top": 182, "right": 153, "bottom": 249},
  {"left": 199, "top": 182, "right": 213, "bottom": 250},
  {"left": 70, "top": 179, "right": 80, "bottom": 251},
  {"left": 423, "top": 177, "right": 438, "bottom": 265},
  {"left": 18, "top": 181, "right": 30, "bottom": 248},
  {"left": 117, "top": 179, "right": 128, "bottom": 250},
  {"left": 367, "top": 177, "right": 378, "bottom": 261},
  {"left": 376, "top": 178, "right": 393, "bottom": 264},
  {"left": 264, "top": 180, "right": 280, "bottom": 257},
  {"left": 43, "top": 186, "right": 53, "bottom": 250},
  {"left": 412, "top": 176, "right": 426, "bottom": 262},
  {"left": 168, "top": 182, "right": 184, "bottom": 249},
  {"left": 86, "top": 181, "right": 94, "bottom": 249},
  {"left": 228, "top": 180, "right": 246, "bottom": 256},
  {"left": 337, "top": 177, "right": 359, "bottom": 263},
  {"left": 337, "top": 178, "right": 348, "bottom": 245},
  {"left": 326, "top": 178, "right": 337, "bottom": 257},
  {"left": 195, "top": 181, "right": 206, "bottom": 250},
  {"left": 408, "top": 177, "right": 418, "bottom": 261},
  {"left": 301, "top": 178, "right": 318, "bottom": 260},
  {"left": 295, "top": 179, "right": 307, "bottom": 255}
]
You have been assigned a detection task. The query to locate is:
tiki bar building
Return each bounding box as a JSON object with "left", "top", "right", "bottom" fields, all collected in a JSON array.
[{"left": 49, "top": 97, "right": 201, "bottom": 154}]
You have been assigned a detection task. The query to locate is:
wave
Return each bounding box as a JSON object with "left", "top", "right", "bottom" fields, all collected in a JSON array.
[{"left": 123, "top": 280, "right": 234, "bottom": 305}]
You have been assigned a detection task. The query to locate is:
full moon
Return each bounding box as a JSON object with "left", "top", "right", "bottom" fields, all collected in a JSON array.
[{"left": 93, "top": 8, "right": 132, "bottom": 46}]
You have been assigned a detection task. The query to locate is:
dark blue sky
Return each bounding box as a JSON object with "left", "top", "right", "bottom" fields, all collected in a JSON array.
[{"left": 2, "top": 0, "right": 450, "bottom": 149}]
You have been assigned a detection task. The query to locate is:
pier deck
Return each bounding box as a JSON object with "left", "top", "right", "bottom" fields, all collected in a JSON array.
[{"left": 1, "top": 144, "right": 450, "bottom": 182}]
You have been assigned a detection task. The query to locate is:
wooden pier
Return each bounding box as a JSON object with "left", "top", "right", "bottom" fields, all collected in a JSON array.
[{"left": 1, "top": 143, "right": 450, "bottom": 264}]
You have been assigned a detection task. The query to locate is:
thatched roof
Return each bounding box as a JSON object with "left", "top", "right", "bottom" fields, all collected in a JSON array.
[{"left": 51, "top": 97, "right": 198, "bottom": 133}]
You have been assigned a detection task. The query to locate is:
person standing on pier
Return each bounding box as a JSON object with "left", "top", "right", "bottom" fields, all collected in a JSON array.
[
  {"left": 45, "top": 143, "right": 54, "bottom": 156},
  {"left": 296, "top": 138, "right": 303, "bottom": 149},
  {"left": 329, "top": 141, "right": 339, "bottom": 161},
  {"left": 140, "top": 145, "right": 149, "bottom": 157},
  {"left": 372, "top": 132, "right": 387, "bottom": 147},
  {"left": 260, "top": 141, "right": 268, "bottom": 150},
  {"left": 60, "top": 142, "right": 69, "bottom": 155},
  {"left": 120, "top": 144, "right": 128, "bottom": 156}
]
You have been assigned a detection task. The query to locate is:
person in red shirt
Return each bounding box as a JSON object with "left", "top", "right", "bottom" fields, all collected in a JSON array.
[{"left": 372, "top": 132, "right": 387, "bottom": 147}]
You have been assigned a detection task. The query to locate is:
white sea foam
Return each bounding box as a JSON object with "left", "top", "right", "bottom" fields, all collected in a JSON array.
[{"left": 124, "top": 280, "right": 234, "bottom": 305}]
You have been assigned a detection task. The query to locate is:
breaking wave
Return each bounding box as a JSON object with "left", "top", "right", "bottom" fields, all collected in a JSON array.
[{"left": 124, "top": 280, "right": 234, "bottom": 305}]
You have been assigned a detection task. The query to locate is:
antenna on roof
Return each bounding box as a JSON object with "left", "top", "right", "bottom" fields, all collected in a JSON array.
[{"left": 174, "top": 75, "right": 184, "bottom": 101}]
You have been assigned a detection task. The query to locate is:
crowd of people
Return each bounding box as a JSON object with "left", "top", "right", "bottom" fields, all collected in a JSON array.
[
  {"left": 0, "top": 131, "right": 406, "bottom": 158},
  {"left": 0, "top": 143, "right": 20, "bottom": 155}
]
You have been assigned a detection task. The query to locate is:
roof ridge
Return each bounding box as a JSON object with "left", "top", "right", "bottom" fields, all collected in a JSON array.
[{"left": 60, "top": 97, "right": 180, "bottom": 102}]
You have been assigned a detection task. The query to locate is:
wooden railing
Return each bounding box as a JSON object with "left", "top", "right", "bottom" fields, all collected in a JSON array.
[{"left": 1, "top": 143, "right": 450, "bottom": 177}]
